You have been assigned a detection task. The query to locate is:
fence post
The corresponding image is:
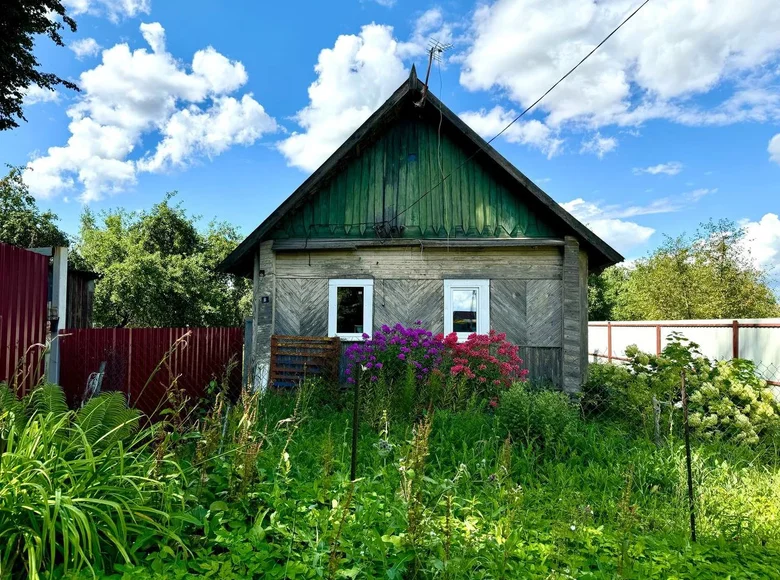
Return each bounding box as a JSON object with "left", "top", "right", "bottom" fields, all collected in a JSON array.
[
  {"left": 607, "top": 321, "right": 613, "bottom": 363},
  {"left": 732, "top": 320, "right": 739, "bottom": 359},
  {"left": 46, "top": 246, "right": 68, "bottom": 385},
  {"left": 656, "top": 325, "right": 662, "bottom": 356},
  {"left": 681, "top": 370, "right": 697, "bottom": 542},
  {"left": 242, "top": 318, "right": 253, "bottom": 388}
]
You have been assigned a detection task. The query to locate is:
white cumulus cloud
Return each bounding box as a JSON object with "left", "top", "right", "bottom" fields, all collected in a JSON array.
[
  {"left": 460, "top": 106, "right": 563, "bottom": 158},
  {"left": 740, "top": 213, "right": 780, "bottom": 280},
  {"left": 24, "top": 22, "right": 277, "bottom": 202},
  {"left": 633, "top": 161, "right": 683, "bottom": 176},
  {"left": 69, "top": 38, "right": 101, "bottom": 59},
  {"left": 769, "top": 134, "right": 780, "bottom": 165},
  {"left": 458, "top": 0, "right": 780, "bottom": 150},
  {"left": 562, "top": 198, "right": 657, "bottom": 254},
  {"left": 23, "top": 85, "right": 60, "bottom": 105},
  {"left": 63, "top": 0, "right": 150, "bottom": 22},
  {"left": 278, "top": 24, "right": 409, "bottom": 172},
  {"left": 580, "top": 132, "right": 617, "bottom": 158}
]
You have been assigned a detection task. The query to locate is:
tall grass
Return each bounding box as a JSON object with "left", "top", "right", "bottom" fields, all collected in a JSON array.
[{"left": 0, "top": 383, "right": 186, "bottom": 579}]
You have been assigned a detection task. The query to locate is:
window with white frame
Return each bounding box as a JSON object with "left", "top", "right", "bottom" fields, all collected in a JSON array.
[
  {"left": 328, "top": 279, "right": 374, "bottom": 340},
  {"left": 443, "top": 280, "right": 490, "bottom": 340}
]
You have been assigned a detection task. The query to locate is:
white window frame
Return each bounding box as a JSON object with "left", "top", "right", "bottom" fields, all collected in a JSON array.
[
  {"left": 444, "top": 279, "right": 490, "bottom": 341},
  {"left": 328, "top": 279, "right": 374, "bottom": 341}
]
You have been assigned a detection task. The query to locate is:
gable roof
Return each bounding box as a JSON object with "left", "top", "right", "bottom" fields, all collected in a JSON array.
[{"left": 219, "top": 66, "right": 623, "bottom": 276}]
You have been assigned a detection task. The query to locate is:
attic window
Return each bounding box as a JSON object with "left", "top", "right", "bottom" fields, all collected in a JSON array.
[{"left": 328, "top": 279, "right": 374, "bottom": 341}]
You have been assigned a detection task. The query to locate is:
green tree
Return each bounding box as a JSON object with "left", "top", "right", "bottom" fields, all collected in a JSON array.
[
  {"left": 76, "top": 193, "right": 251, "bottom": 328},
  {"left": 587, "top": 266, "right": 629, "bottom": 320},
  {"left": 612, "top": 219, "right": 779, "bottom": 320},
  {"left": 0, "top": 166, "right": 69, "bottom": 247},
  {"left": 1, "top": 0, "right": 79, "bottom": 130}
]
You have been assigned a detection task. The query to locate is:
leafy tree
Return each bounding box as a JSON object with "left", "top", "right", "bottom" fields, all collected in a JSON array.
[
  {"left": 590, "top": 219, "right": 780, "bottom": 321},
  {"left": 76, "top": 193, "right": 251, "bottom": 328},
  {"left": 1, "top": 0, "right": 79, "bottom": 130},
  {"left": 587, "top": 266, "right": 629, "bottom": 320},
  {"left": 0, "top": 166, "right": 69, "bottom": 247}
]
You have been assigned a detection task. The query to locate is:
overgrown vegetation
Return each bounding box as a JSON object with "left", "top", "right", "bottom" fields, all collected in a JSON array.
[
  {"left": 588, "top": 219, "right": 780, "bottom": 320},
  {"left": 2, "top": 330, "right": 780, "bottom": 578}
]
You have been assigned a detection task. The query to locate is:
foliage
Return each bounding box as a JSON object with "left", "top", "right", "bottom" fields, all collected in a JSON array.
[
  {"left": 588, "top": 219, "right": 780, "bottom": 320},
  {"left": 688, "top": 359, "right": 780, "bottom": 444},
  {"left": 498, "top": 383, "right": 579, "bottom": 447},
  {"left": 0, "top": 0, "right": 79, "bottom": 130},
  {"left": 0, "top": 167, "right": 70, "bottom": 248},
  {"left": 75, "top": 193, "right": 251, "bottom": 327},
  {"left": 345, "top": 326, "right": 528, "bottom": 423},
  {"left": 584, "top": 334, "right": 780, "bottom": 445},
  {"left": 587, "top": 265, "right": 629, "bottom": 320},
  {"left": 0, "top": 383, "right": 184, "bottom": 579},
  {"left": 5, "top": 374, "right": 780, "bottom": 578},
  {"left": 442, "top": 329, "right": 528, "bottom": 400}
]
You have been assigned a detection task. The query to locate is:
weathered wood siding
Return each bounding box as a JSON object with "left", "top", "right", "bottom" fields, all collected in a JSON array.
[
  {"left": 269, "top": 114, "right": 559, "bottom": 241},
  {"left": 265, "top": 245, "right": 572, "bottom": 387},
  {"left": 274, "top": 246, "right": 562, "bottom": 280}
]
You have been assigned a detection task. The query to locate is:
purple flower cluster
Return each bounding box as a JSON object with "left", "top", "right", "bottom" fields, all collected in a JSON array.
[{"left": 344, "top": 322, "right": 445, "bottom": 384}]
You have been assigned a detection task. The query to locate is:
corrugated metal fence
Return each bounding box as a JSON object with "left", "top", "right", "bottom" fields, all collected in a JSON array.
[
  {"left": 58, "top": 327, "right": 243, "bottom": 415},
  {"left": 0, "top": 243, "right": 49, "bottom": 394},
  {"left": 589, "top": 319, "right": 780, "bottom": 387}
]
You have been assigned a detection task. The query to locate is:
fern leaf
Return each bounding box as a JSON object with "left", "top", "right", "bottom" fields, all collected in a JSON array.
[
  {"left": 76, "top": 392, "right": 140, "bottom": 447},
  {"left": 25, "top": 383, "right": 68, "bottom": 417}
]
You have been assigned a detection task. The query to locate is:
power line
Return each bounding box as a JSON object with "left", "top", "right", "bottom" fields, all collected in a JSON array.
[{"left": 391, "top": 0, "right": 652, "bottom": 222}]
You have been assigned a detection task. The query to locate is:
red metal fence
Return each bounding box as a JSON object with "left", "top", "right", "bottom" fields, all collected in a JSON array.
[
  {"left": 0, "top": 243, "right": 49, "bottom": 394},
  {"left": 58, "top": 327, "right": 243, "bottom": 415}
]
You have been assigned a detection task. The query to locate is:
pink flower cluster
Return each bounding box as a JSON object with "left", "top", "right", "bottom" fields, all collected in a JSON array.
[{"left": 440, "top": 330, "right": 528, "bottom": 389}]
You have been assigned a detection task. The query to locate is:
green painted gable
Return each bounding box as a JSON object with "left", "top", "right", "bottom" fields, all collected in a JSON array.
[{"left": 269, "top": 113, "right": 559, "bottom": 240}]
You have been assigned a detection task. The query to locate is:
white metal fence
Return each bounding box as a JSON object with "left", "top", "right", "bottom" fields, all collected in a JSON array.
[{"left": 588, "top": 318, "right": 780, "bottom": 387}]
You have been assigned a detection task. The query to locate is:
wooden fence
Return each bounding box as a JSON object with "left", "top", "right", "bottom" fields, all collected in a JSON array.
[
  {"left": 269, "top": 335, "right": 340, "bottom": 388},
  {"left": 589, "top": 319, "right": 780, "bottom": 386},
  {"left": 0, "top": 243, "right": 49, "bottom": 394},
  {"left": 58, "top": 327, "right": 243, "bottom": 415}
]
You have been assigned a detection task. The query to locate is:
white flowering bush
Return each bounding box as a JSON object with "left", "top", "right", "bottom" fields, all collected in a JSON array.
[{"left": 688, "top": 358, "right": 780, "bottom": 445}]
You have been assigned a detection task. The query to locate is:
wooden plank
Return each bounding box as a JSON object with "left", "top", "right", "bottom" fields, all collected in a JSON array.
[
  {"left": 374, "top": 279, "right": 444, "bottom": 334},
  {"left": 526, "top": 279, "right": 562, "bottom": 347},
  {"left": 490, "top": 280, "right": 527, "bottom": 345},
  {"left": 275, "top": 246, "right": 563, "bottom": 281},
  {"left": 272, "top": 238, "right": 566, "bottom": 251},
  {"left": 561, "top": 237, "right": 583, "bottom": 393},
  {"left": 269, "top": 335, "right": 340, "bottom": 389}
]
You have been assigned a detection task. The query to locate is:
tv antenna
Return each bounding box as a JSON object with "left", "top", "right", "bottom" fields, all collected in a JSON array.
[{"left": 415, "top": 39, "right": 452, "bottom": 107}]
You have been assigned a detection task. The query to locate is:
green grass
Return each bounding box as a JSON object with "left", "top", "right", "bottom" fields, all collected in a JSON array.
[{"left": 56, "top": 387, "right": 780, "bottom": 580}]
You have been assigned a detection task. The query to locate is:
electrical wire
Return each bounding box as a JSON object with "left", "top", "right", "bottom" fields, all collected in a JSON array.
[
  {"left": 391, "top": 0, "right": 652, "bottom": 222},
  {"left": 305, "top": 0, "right": 651, "bottom": 233}
]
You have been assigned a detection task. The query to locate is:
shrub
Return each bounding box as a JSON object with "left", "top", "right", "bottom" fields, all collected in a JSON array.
[
  {"left": 688, "top": 358, "right": 780, "bottom": 444},
  {"left": 498, "top": 383, "right": 579, "bottom": 447},
  {"left": 0, "top": 383, "right": 184, "bottom": 579},
  {"left": 441, "top": 330, "right": 528, "bottom": 408}
]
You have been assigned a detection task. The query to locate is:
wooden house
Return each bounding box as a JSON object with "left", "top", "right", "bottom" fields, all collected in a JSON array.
[{"left": 220, "top": 67, "right": 622, "bottom": 392}]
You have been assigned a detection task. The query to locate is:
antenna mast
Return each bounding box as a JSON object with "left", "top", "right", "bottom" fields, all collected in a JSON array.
[{"left": 415, "top": 39, "right": 452, "bottom": 107}]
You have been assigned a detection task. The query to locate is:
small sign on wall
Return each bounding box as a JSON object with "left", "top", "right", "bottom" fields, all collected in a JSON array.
[{"left": 261, "top": 296, "right": 270, "bottom": 304}]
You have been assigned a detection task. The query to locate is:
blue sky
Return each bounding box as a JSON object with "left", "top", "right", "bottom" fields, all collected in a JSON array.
[{"left": 2, "top": 0, "right": 779, "bottom": 277}]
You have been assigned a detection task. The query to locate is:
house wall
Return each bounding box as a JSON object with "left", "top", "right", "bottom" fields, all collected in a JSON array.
[
  {"left": 269, "top": 114, "right": 560, "bottom": 241},
  {"left": 253, "top": 243, "right": 590, "bottom": 390}
]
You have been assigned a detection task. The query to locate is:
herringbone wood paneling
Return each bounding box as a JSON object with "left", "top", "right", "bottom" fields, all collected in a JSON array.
[
  {"left": 490, "top": 280, "right": 527, "bottom": 345},
  {"left": 375, "top": 280, "right": 443, "bottom": 333},
  {"left": 527, "top": 279, "right": 562, "bottom": 347},
  {"left": 275, "top": 278, "right": 328, "bottom": 336}
]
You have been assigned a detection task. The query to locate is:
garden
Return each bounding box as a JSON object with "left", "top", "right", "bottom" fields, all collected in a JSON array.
[{"left": 1, "top": 325, "right": 780, "bottom": 579}]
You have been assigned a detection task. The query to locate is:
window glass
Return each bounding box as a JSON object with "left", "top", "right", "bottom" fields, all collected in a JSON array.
[
  {"left": 337, "top": 286, "right": 364, "bottom": 334},
  {"left": 451, "top": 289, "right": 478, "bottom": 333}
]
